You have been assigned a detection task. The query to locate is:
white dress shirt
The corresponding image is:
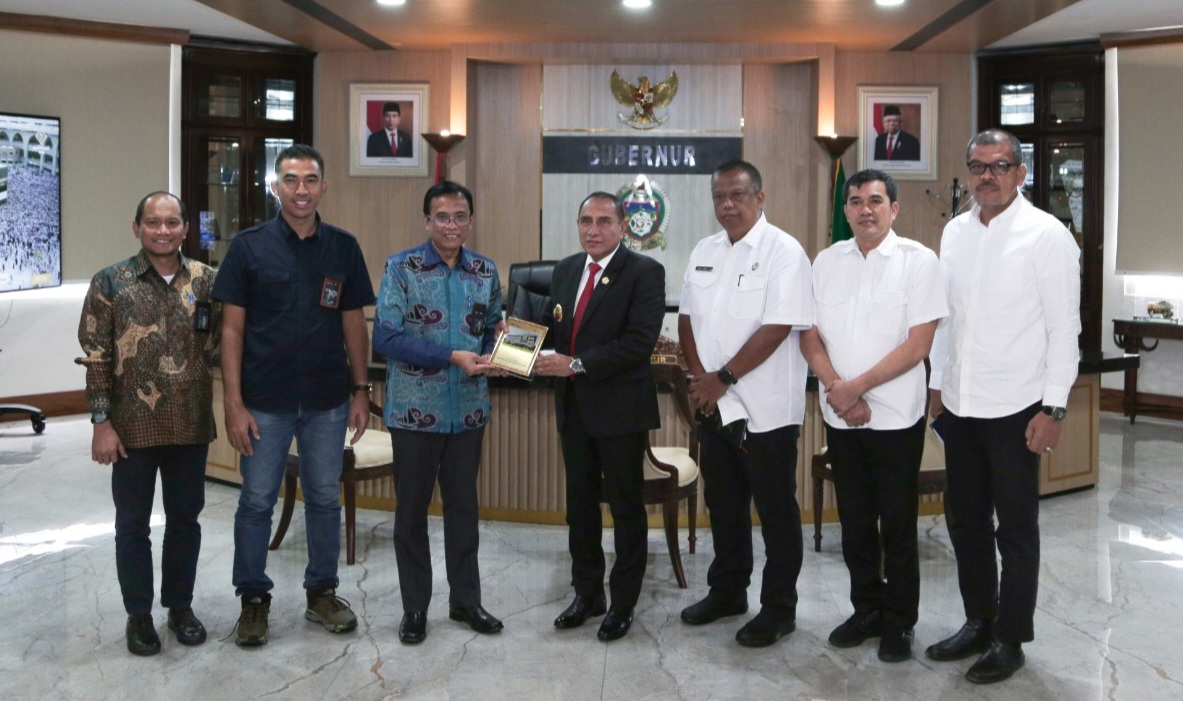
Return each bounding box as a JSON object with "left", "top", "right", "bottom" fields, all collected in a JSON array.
[
  {"left": 680, "top": 214, "right": 813, "bottom": 432},
  {"left": 929, "top": 194, "right": 1081, "bottom": 417},
  {"left": 812, "top": 231, "right": 947, "bottom": 430}
]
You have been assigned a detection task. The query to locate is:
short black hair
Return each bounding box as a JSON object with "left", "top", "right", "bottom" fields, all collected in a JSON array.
[
  {"left": 382, "top": 101, "right": 401, "bottom": 115},
  {"left": 712, "top": 159, "right": 763, "bottom": 194},
  {"left": 578, "top": 191, "right": 625, "bottom": 221},
  {"left": 966, "top": 128, "right": 1023, "bottom": 165},
  {"left": 422, "top": 180, "right": 474, "bottom": 216},
  {"left": 274, "top": 144, "right": 325, "bottom": 178},
  {"left": 844, "top": 169, "right": 898, "bottom": 204},
  {"left": 134, "top": 191, "right": 187, "bottom": 224}
]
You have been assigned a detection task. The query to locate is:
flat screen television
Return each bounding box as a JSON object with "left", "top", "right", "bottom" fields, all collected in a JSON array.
[{"left": 0, "top": 111, "right": 62, "bottom": 293}]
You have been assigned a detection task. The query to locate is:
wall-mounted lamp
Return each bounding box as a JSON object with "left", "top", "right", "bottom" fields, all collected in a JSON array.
[{"left": 421, "top": 132, "right": 466, "bottom": 183}]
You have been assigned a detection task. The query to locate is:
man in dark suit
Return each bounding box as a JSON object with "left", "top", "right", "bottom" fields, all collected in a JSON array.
[
  {"left": 873, "top": 105, "right": 921, "bottom": 161},
  {"left": 534, "top": 191, "right": 666, "bottom": 642},
  {"left": 366, "top": 101, "right": 413, "bottom": 158}
]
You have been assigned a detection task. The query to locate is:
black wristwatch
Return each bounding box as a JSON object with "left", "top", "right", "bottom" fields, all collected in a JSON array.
[
  {"left": 717, "top": 367, "right": 739, "bottom": 385},
  {"left": 90, "top": 410, "right": 109, "bottom": 424},
  {"left": 352, "top": 383, "right": 373, "bottom": 394},
  {"left": 1041, "top": 405, "right": 1066, "bottom": 421}
]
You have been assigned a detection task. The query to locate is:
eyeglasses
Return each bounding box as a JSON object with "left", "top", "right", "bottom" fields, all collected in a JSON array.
[
  {"left": 432, "top": 212, "right": 471, "bottom": 226},
  {"left": 967, "top": 160, "right": 1020, "bottom": 177}
]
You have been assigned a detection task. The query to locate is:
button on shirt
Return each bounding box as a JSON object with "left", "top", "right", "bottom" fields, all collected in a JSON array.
[
  {"left": 212, "top": 215, "right": 375, "bottom": 413},
  {"left": 812, "top": 231, "right": 947, "bottom": 430},
  {"left": 929, "top": 194, "right": 1081, "bottom": 417},
  {"left": 680, "top": 214, "right": 813, "bottom": 432},
  {"left": 373, "top": 240, "right": 502, "bottom": 434}
]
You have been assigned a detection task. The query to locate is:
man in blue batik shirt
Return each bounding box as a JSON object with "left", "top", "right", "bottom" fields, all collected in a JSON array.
[{"left": 373, "top": 180, "right": 505, "bottom": 645}]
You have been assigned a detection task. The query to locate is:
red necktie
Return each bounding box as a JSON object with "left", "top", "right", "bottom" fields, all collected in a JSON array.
[
  {"left": 569, "top": 262, "right": 601, "bottom": 354},
  {"left": 390, "top": 133, "right": 397, "bottom": 155},
  {"left": 886, "top": 135, "right": 895, "bottom": 159}
]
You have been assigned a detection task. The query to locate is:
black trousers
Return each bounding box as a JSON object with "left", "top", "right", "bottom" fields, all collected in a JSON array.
[
  {"left": 943, "top": 403, "right": 1042, "bottom": 643},
  {"left": 825, "top": 418, "right": 926, "bottom": 633},
  {"left": 111, "top": 443, "right": 207, "bottom": 615},
  {"left": 699, "top": 423, "right": 802, "bottom": 612},
  {"left": 390, "top": 427, "right": 485, "bottom": 613},
  {"left": 560, "top": 391, "right": 648, "bottom": 609}
]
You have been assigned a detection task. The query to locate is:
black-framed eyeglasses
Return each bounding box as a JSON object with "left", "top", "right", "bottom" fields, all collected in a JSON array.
[{"left": 967, "top": 160, "right": 1019, "bottom": 176}]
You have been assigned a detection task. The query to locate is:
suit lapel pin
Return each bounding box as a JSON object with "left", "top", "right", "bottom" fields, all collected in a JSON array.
[
  {"left": 553, "top": 303, "right": 563, "bottom": 322},
  {"left": 600, "top": 276, "right": 610, "bottom": 285}
]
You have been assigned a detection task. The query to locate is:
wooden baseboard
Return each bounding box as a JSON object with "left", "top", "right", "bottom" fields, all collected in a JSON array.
[
  {"left": 1100, "top": 388, "right": 1183, "bottom": 420},
  {"left": 0, "top": 390, "right": 87, "bottom": 422}
]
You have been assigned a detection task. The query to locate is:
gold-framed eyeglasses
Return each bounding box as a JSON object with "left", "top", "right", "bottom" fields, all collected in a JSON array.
[
  {"left": 432, "top": 212, "right": 471, "bottom": 226},
  {"left": 967, "top": 160, "right": 1019, "bottom": 177}
]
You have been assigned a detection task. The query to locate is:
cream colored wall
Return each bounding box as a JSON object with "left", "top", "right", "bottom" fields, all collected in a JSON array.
[
  {"left": 0, "top": 30, "right": 173, "bottom": 398},
  {"left": 0, "top": 29, "right": 173, "bottom": 281}
]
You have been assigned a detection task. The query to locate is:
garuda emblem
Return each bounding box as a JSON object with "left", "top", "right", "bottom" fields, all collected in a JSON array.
[
  {"left": 610, "top": 70, "right": 679, "bottom": 130},
  {"left": 616, "top": 174, "right": 670, "bottom": 252}
]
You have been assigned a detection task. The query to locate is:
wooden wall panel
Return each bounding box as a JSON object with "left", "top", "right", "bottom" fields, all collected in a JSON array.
[
  {"left": 470, "top": 61, "right": 544, "bottom": 271},
  {"left": 743, "top": 62, "right": 825, "bottom": 257},
  {"left": 833, "top": 52, "right": 974, "bottom": 254},
  {"left": 313, "top": 50, "right": 453, "bottom": 294}
]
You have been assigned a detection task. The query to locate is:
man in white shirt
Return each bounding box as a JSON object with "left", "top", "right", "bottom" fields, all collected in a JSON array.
[
  {"left": 801, "top": 169, "right": 946, "bottom": 663},
  {"left": 926, "top": 129, "right": 1081, "bottom": 684},
  {"left": 677, "top": 160, "right": 813, "bottom": 648}
]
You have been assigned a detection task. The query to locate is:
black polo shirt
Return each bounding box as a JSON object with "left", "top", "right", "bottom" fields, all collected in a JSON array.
[{"left": 213, "top": 214, "right": 375, "bottom": 413}]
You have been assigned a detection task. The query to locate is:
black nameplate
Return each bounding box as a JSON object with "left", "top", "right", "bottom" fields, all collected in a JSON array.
[{"left": 543, "top": 136, "right": 742, "bottom": 175}]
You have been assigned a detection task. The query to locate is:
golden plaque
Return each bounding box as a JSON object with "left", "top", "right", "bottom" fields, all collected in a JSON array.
[{"left": 490, "top": 317, "right": 549, "bottom": 378}]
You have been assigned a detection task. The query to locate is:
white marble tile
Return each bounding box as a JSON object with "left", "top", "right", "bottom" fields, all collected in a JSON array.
[{"left": 2, "top": 414, "right": 1183, "bottom": 700}]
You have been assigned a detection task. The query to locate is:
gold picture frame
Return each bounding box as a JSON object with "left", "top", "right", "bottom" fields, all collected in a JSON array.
[
  {"left": 489, "top": 317, "right": 549, "bottom": 378},
  {"left": 349, "top": 83, "right": 429, "bottom": 177}
]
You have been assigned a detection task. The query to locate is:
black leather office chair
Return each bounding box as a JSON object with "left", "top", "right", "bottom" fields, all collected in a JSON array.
[{"left": 505, "top": 260, "right": 557, "bottom": 326}]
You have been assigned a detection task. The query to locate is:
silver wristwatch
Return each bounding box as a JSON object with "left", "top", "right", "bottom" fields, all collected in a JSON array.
[{"left": 569, "top": 357, "right": 586, "bottom": 375}]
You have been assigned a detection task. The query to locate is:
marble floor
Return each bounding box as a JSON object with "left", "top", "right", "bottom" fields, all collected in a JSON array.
[{"left": 1, "top": 414, "right": 1181, "bottom": 701}]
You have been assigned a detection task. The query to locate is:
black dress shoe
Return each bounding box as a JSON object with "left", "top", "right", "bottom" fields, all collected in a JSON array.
[
  {"left": 399, "top": 611, "right": 427, "bottom": 644},
  {"left": 596, "top": 606, "right": 634, "bottom": 642},
  {"left": 167, "top": 607, "right": 208, "bottom": 646},
  {"left": 449, "top": 605, "right": 504, "bottom": 634},
  {"left": 966, "top": 640, "right": 1024, "bottom": 684},
  {"left": 735, "top": 607, "right": 796, "bottom": 648},
  {"left": 828, "top": 610, "right": 883, "bottom": 648},
  {"left": 554, "top": 594, "right": 607, "bottom": 629},
  {"left": 877, "top": 628, "right": 914, "bottom": 663},
  {"left": 680, "top": 591, "right": 748, "bottom": 626},
  {"left": 925, "top": 618, "right": 994, "bottom": 661},
  {"left": 126, "top": 613, "right": 161, "bottom": 656}
]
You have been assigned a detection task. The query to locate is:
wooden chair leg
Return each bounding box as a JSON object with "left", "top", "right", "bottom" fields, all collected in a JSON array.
[
  {"left": 687, "top": 488, "right": 698, "bottom": 554},
  {"left": 269, "top": 463, "right": 298, "bottom": 551},
  {"left": 662, "top": 500, "right": 687, "bottom": 589},
  {"left": 813, "top": 474, "right": 825, "bottom": 552},
  {"left": 343, "top": 478, "right": 357, "bottom": 565}
]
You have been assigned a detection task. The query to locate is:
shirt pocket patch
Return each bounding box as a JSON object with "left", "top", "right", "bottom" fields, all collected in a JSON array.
[{"left": 870, "top": 291, "right": 907, "bottom": 336}]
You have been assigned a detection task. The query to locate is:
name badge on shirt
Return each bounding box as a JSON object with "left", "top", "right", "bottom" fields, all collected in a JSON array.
[
  {"left": 320, "top": 278, "right": 342, "bottom": 309},
  {"left": 695, "top": 266, "right": 714, "bottom": 271},
  {"left": 469, "top": 303, "right": 487, "bottom": 335},
  {"left": 194, "top": 302, "right": 212, "bottom": 333}
]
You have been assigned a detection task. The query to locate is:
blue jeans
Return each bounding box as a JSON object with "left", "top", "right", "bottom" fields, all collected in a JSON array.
[{"left": 232, "top": 401, "right": 348, "bottom": 595}]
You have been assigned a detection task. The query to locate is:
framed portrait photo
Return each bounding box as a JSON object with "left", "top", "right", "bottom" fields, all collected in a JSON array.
[
  {"left": 857, "top": 86, "right": 938, "bottom": 181},
  {"left": 349, "top": 83, "right": 430, "bottom": 177}
]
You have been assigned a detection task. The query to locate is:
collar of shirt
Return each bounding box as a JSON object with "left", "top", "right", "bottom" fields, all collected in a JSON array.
[
  {"left": 727, "top": 213, "right": 770, "bottom": 251},
  {"left": 832, "top": 229, "right": 900, "bottom": 259},
  {"left": 417, "top": 238, "right": 480, "bottom": 272},
  {"left": 970, "top": 187, "right": 1028, "bottom": 230},
  {"left": 131, "top": 249, "right": 192, "bottom": 282},
  {"left": 275, "top": 212, "right": 322, "bottom": 241},
  {"left": 583, "top": 243, "right": 620, "bottom": 273}
]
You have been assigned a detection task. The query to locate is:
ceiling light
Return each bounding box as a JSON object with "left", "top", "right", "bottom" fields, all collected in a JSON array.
[
  {"left": 376, "top": 0, "right": 406, "bottom": 6},
  {"left": 623, "top": 0, "right": 653, "bottom": 9},
  {"left": 876, "top": 0, "right": 906, "bottom": 6}
]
